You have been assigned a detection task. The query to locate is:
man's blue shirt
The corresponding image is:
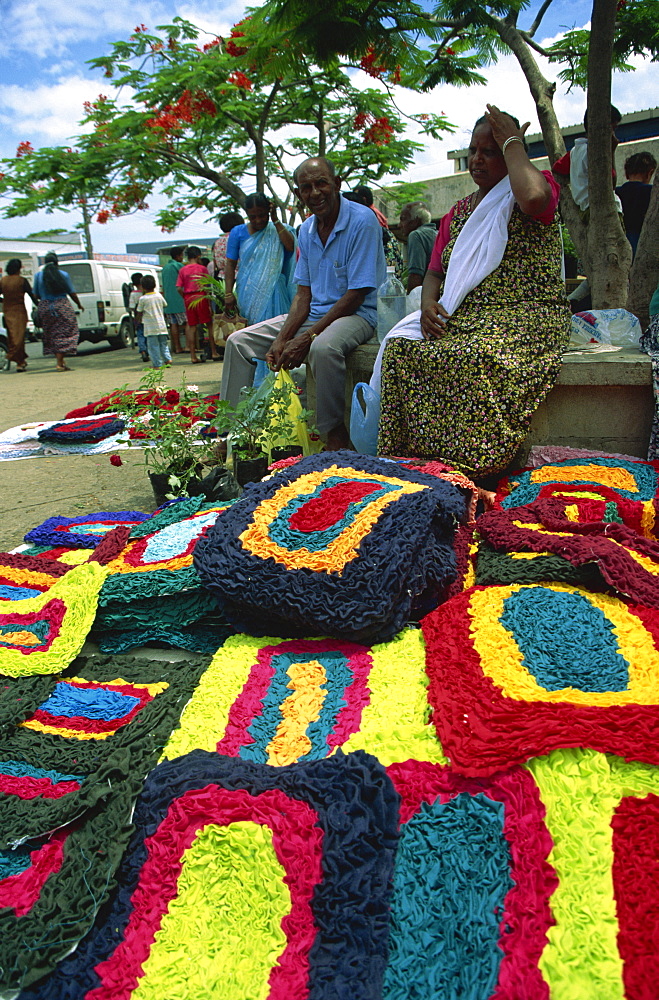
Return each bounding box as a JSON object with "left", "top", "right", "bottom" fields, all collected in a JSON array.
[{"left": 294, "top": 198, "right": 385, "bottom": 326}]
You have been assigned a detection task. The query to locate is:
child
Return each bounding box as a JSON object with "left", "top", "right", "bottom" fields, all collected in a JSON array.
[
  {"left": 128, "top": 272, "right": 149, "bottom": 362},
  {"left": 135, "top": 274, "right": 172, "bottom": 368}
]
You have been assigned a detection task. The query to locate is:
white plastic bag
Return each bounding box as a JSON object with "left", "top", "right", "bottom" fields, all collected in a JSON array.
[
  {"left": 571, "top": 309, "right": 642, "bottom": 348},
  {"left": 350, "top": 382, "right": 380, "bottom": 456}
]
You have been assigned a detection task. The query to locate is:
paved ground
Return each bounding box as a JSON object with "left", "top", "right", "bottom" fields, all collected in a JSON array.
[{"left": 0, "top": 339, "right": 224, "bottom": 551}]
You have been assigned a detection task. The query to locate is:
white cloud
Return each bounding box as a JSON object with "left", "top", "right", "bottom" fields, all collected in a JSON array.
[{"left": 0, "top": 77, "right": 103, "bottom": 151}]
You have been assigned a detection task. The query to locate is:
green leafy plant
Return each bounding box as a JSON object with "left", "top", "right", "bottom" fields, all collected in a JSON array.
[
  {"left": 112, "top": 368, "right": 219, "bottom": 495},
  {"left": 212, "top": 377, "right": 314, "bottom": 460}
]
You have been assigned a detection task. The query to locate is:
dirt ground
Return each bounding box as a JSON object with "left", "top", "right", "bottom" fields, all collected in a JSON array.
[{"left": 0, "top": 339, "right": 224, "bottom": 551}]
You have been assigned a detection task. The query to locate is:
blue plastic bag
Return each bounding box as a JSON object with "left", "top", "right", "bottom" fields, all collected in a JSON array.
[{"left": 350, "top": 382, "right": 380, "bottom": 456}]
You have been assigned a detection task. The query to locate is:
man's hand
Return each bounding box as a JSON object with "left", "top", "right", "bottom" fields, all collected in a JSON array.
[
  {"left": 269, "top": 331, "right": 312, "bottom": 371},
  {"left": 420, "top": 300, "right": 450, "bottom": 340}
]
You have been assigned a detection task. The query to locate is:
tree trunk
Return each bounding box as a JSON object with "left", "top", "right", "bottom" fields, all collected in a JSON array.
[
  {"left": 498, "top": 17, "right": 589, "bottom": 263},
  {"left": 586, "top": 0, "right": 632, "bottom": 308},
  {"left": 629, "top": 170, "right": 659, "bottom": 330},
  {"left": 80, "top": 197, "right": 93, "bottom": 258},
  {"left": 255, "top": 139, "right": 266, "bottom": 192}
]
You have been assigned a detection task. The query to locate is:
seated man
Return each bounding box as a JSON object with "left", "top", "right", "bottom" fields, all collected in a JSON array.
[
  {"left": 398, "top": 202, "right": 436, "bottom": 292},
  {"left": 221, "top": 156, "right": 385, "bottom": 450}
]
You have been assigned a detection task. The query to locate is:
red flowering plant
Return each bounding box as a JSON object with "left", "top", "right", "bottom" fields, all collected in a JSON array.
[{"left": 111, "top": 368, "right": 220, "bottom": 495}]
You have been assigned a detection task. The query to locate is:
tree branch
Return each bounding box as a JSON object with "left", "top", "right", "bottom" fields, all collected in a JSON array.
[{"left": 528, "top": 0, "right": 555, "bottom": 37}]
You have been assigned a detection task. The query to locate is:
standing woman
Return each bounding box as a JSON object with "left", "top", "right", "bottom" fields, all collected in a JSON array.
[
  {"left": 33, "top": 252, "right": 82, "bottom": 371},
  {"left": 0, "top": 259, "right": 36, "bottom": 372},
  {"left": 223, "top": 193, "right": 296, "bottom": 325}
]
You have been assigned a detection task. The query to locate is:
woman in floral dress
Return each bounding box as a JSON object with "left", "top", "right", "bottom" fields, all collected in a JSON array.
[{"left": 378, "top": 105, "right": 571, "bottom": 477}]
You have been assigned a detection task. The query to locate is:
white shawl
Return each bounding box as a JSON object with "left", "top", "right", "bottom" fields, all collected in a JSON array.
[{"left": 370, "top": 175, "right": 516, "bottom": 392}]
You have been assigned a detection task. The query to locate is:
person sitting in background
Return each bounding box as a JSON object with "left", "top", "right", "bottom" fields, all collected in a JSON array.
[
  {"left": 0, "top": 258, "right": 37, "bottom": 372},
  {"left": 176, "top": 246, "right": 218, "bottom": 364},
  {"left": 377, "top": 105, "right": 571, "bottom": 479},
  {"left": 352, "top": 185, "right": 389, "bottom": 228},
  {"left": 135, "top": 274, "right": 171, "bottom": 369},
  {"left": 128, "top": 273, "right": 148, "bottom": 362},
  {"left": 211, "top": 212, "right": 244, "bottom": 281},
  {"left": 222, "top": 156, "right": 385, "bottom": 450},
  {"left": 398, "top": 202, "right": 437, "bottom": 292},
  {"left": 223, "top": 193, "right": 296, "bottom": 326},
  {"left": 616, "top": 151, "right": 657, "bottom": 256},
  {"left": 161, "top": 247, "right": 186, "bottom": 355},
  {"left": 33, "top": 252, "right": 82, "bottom": 372}
]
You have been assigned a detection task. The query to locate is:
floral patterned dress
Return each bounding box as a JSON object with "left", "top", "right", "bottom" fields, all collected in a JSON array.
[{"left": 378, "top": 197, "right": 571, "bottom": 477}]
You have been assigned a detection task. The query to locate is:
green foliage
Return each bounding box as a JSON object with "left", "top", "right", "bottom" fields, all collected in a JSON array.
[
  {"left": 381, "top": 181, "right": 430, "bottom": 214},
  {"left": 212, "top": 377, "right": 314, "bottom": 459},
  {"left": 112, "top": 369, "right": 219, "bottom": 492},
  {"left": 0, "top": 14, "right": 452, "bottom": 233}
]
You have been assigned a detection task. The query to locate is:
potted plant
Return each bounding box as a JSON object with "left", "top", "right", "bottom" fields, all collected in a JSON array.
[
  {"left": 112, "top": 369, "right": 222, "bottom": 504},
  {"left": 212, "top": 389, "right": 272, "bottom": 486}
]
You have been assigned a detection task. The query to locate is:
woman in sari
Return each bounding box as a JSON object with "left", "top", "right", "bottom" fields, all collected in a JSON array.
[
  {"left": 376, "top": 105, "right": 571, "bottom": 479},
  {"left": 33, "top": 252, "right": 82, "bottom": 371},
  {"left": 223, "top": 193, "right": 296, "bottom": 325},
  {"left": 0, "top": 259, "right": 37, "bottom": 372}
]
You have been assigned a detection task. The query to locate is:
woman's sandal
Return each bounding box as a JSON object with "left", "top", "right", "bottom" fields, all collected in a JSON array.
[
  {"left": 16, "top": 364, "right": 27, "bottom": 373},
  {"left": 55, "top": 365, "right": 72, "bottom": 372}
]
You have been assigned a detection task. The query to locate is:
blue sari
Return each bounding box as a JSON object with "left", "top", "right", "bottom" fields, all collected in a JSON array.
[{"left": 236, "top": 221, "right": 296, "bottom": 324}]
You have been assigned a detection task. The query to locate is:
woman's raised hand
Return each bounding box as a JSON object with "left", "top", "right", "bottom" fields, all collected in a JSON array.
[
  {"left": 485, "top": 104, "right": 529, "bottom": 152},
  {"left": 420, "top": 300, "right": 450, "bottom": 340},
  {"left": 270, "top": 204, "right": 279, "bottom": 225}
]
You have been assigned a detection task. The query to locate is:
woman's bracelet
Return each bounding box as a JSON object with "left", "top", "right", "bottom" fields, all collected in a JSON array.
[{"left": 502, "top": 135, "right": 524, "bottom": 155}]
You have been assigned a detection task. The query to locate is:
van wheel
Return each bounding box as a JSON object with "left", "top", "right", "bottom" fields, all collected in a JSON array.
[
  {"left": 0, "top": 335, "right": 8, "bottom": 370},
  {"left": 107, "top": 335, "right": 125, "bottom": 350},
  {"left": 118, "top": 319, "right": 134, "bottom": 348}
]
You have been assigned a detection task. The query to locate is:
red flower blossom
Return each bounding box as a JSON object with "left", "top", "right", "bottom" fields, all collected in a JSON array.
[
  {"left": 226, "top": 39, "right": 248, "bottom": 57},
  {"left": 109, "top": 454, "right": 123, "bottom": 467},
  {"left": 97, "top": 209, "right": 111, "bottom": 224},
  {"left": 228, "top": 70, "right": 252, "bottom": 90},
  {"left": 445, "top": 46, "right": 455, "bottom": 56},
  {"left": 360, "top": 46, "right": 387, "bottom": 79},
  {"left": 353, "top": 111, "right": 371, "bottom": 130},
  {"left": 15, "top": 141, "right": 33, "bottom": 158},
  {"left": 202, "top": 38, "right": 221, "bottom": 52},
  {"left": 362, "top": 116, "right": 394, "bottom": 146},
  {"left": 134, "top": 23, "right": 147, "bottom": 33},
  {"left": 164, "top": 389, "right": 180, "bottom": 404},
  {"left": 179, "top": 405, "right": 192, "bottom": 418}
]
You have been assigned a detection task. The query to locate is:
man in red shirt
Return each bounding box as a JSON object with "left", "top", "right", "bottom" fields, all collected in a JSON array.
[{"left": 175, "top": 246, "right": 213, "bottom": 364}]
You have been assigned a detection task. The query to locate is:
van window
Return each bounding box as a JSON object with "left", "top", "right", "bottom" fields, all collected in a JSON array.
[{"left": 63, "top": 263, "right": 94, "bottom": 294}]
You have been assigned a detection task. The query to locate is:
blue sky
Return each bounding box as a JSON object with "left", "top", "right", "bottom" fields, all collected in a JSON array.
[{"left": 1, "top": 0, "right": 657, "bottom": 252}]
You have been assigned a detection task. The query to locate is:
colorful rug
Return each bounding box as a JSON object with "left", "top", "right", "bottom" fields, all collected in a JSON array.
[
  {"left": 477, "top": 497, "right": 659, "bottom": 606},
  {"left": 385, "top": 760, "right": 557, "bottom": 999},
  {"left": 21, "top": 750, "right": 399, "bottom": 1000},
  {"left": 93, "top": 619, "right": 234, "bottom": 655},
  {"left": 0, "top": 782, "right": 135, "bottom": 993},
  {"left": 25, "top": 512, "right": 150, "bottom": 549},
  {"left": 100, "top": 501, "right": 236, "bottom": 603},
  {"left": 476, "top": 541, "right": 606, "bottom": 590},
  {"left": 37, "top": 415, "right": 125, "bottom": 445},
  {"left": 497, "top": 457, "right": 659, "bottom": 538},
  {"left": 0, "top": 563, "right": 107, "bottom": 677},
  {"left": 194, "top": 451, "right": 467, "bottom": 643},
  {"left": 527, "top": 748, "right": 659, "bottom": 1000},
  {"left": 162, "top": 628, "right": 444, "bottom": 767},
  {"left": 0, "top": 654, "right": 210, "bottom": 847},
  {"left": 423, "top": 582, "right": 659, "bottom": 776}
]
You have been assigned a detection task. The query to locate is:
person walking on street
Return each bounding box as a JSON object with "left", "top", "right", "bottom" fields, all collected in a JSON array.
[
  {"left": 176, "top": 246, "right": 217, "bottom": 364},
  {"left": 135, "top": 274, "right": 172, "bottom": 368},
  {"left": 33, "top": 252, "right": 81, "bottom": 372},
  {"left": 0, "top": 259, "right": 37, "bottom": 372}
]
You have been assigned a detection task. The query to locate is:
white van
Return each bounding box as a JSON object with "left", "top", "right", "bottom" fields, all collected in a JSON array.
[{"left": 51, "top": 260, "right": 162, "bottom": 349}]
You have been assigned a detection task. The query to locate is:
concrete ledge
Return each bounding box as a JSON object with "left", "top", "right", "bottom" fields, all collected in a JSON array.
[{"left": 312, "top": 342, "right": 653, "bottom": 458}]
